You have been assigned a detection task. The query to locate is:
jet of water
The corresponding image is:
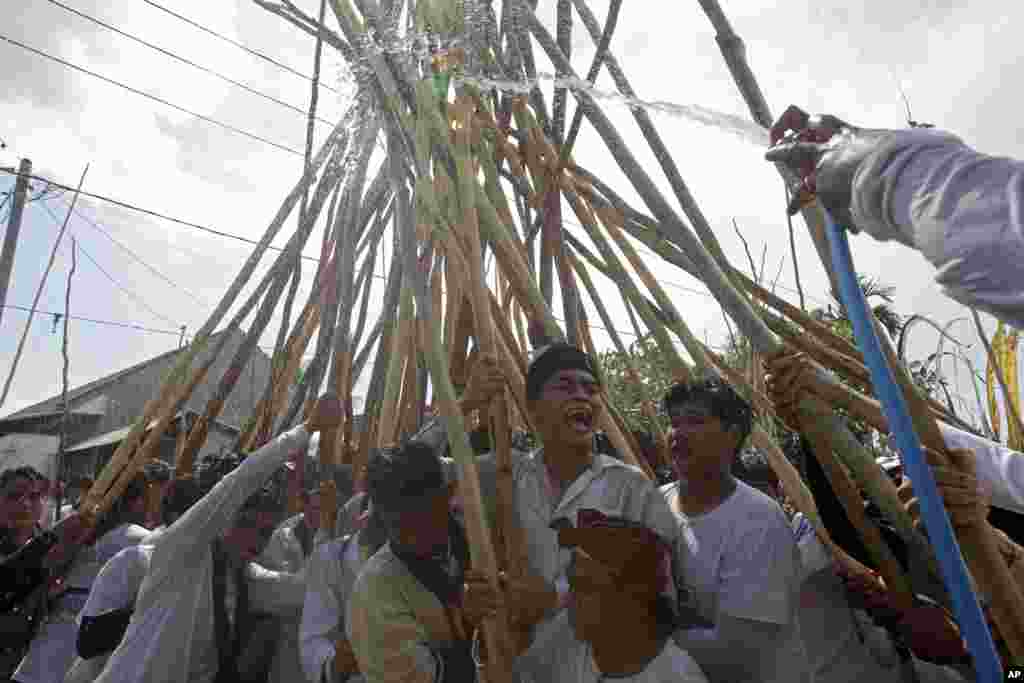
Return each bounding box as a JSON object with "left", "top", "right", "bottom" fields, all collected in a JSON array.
[{"left": 455, "top": 72, "right": 769, "bottom": 147}]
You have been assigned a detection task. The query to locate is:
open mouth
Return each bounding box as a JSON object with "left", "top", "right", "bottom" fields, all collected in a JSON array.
[{"left": 566, "top": 406, "right": 594, "bottom": 434}]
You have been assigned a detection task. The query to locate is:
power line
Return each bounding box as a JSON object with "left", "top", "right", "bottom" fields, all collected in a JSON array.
[
  {"left": 48, "top": 197, "right": 213, "bottom": 309},
  {"left": 140, "top": 0, "right": 340, "bottom": 94},
  {"left": 0, "top": 33, "right": 304, "bottom": 157},
  {"left": 44, "top": 0, "right": 337, "bottom": 130},
  {"left": 0, "top": 167, "right": 321, "bottom": 263},
  {"left": 37, "top": 201, "right": 183, "bottom": 328},
  {"left": 2, "top": 303, "right": 182, "bottom": 336}
]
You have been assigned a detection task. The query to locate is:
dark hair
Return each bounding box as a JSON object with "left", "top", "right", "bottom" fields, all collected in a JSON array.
[
  {"left": 526, "top": 343, "right": 599, "bottom": 402},
  {"left": 734, "top": 451, "right": 777, "bottom": 490},
  {"left": 93, "top": 472, "right": 150, "bottom": 538},
  {"left": 367, "top": 441, "right": 446, "bottom": 525},
  {"left": 239, "top": 487, "right": 283, "bottom": 523},
  {"left": 0, "top": 466, "right": 46, "bottom": 491},
  {"left": 142, "top": 460, "right": 172, "bottom": 483},
  {"left": 163, "top": 478, "right": 202, "bottom": 525},
  {"left": 663, "top": 377, "right": 753, "bottom": 455}
]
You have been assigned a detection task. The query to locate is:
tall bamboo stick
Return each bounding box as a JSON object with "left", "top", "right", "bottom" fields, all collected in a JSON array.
[
  {"left": 389, "top": 122, "right": 514, "bottom": 676},
  {"left": 453, "top": 99, "right": 528, "bottom": 638}
]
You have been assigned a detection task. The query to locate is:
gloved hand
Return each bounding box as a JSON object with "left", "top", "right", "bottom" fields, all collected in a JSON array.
[{"left": 766, "top": 105, "right": 896, "bottom": 228}]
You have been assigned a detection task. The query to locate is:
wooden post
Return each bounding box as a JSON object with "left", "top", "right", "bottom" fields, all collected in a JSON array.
[
  {"left": 1, "top": 164, "right": 88, "bottom": 408},
  {"left": 0, "top": 158, "right": 31, "bottom": 332}
]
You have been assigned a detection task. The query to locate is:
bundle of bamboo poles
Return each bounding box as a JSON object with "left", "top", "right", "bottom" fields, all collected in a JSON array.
[{"left": 68, "top": 0, "right": 1023, "bottom": 670}]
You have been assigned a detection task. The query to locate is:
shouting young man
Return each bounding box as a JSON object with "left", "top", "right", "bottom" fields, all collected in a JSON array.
[
  {"left": 661, "top": 378, "right": 809, "bottom": 683},
  {"left": 463, "top": 343, "right": 679, "bottom": 653}
]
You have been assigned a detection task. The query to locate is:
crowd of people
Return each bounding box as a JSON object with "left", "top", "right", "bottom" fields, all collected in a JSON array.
[
  {"left": 3, "top": 339, "right": 1023, "bottom": 683},
  {"left": 2, "top": 106, "right": 1024, "bottom": 682}
]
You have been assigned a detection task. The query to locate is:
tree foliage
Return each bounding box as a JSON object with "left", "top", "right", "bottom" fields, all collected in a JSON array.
[{"left": 597, "top": 335, "right": 676, "bottom": 435}]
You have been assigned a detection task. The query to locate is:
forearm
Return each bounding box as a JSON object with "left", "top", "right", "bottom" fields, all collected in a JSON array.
[
  {"left": 852, "top": 132, "right": 1024, "bottom": 328},
  {"left": 939, "top": 422, "right": 1024, "bottom": 515},
  {"left": 155, "top": 425, "right": 309, "bottom": 567}
]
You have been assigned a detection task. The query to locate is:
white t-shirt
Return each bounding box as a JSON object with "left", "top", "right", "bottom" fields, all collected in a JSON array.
[
  {"left": 64, "top": 544, "right": 155, "bottom": 683},
  {"left": 517, "top": 611, "right": 708, "bottom": 683},
  {"left": 662, "top": 480, "right": 807, "bottom": 683}
]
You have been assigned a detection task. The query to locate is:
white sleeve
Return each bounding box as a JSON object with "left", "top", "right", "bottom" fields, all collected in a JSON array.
[
  {"left": 939, "top": 422, "right": 1024, "bottom": 515},
  {"left": 301, "top": 542, "right": 344, "bottom": 683},
  {"left": 148, "top": 425, "right": 309, "bottom": 585},
  {"left": 246, "top": 562, "right": 305, "bottom": 617},
  {"left": 791, "top": 513, "right": 833, "bottom": 582},
  {"left": 80, "top": 548, "right": 146, "bottom": 619},
  {"left": 850, "top": 130, "right": 1024, "bottom": 329}
]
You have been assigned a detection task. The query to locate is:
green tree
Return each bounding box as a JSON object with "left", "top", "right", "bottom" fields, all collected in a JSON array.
[{"left": 597, "top": 335, "right": 676, "bottom": 435}]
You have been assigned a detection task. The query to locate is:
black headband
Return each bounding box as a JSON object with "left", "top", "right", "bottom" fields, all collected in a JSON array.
[{"left": 526, "top": 343, "right": 599, "bottom": 401}]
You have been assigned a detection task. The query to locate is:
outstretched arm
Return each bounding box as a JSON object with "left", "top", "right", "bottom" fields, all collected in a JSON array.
[
  {"left": 148, "top": 396, "right": 340, "bottom": 588},
  {"left": 938, "top": 422, "right": 1024, "bottom": 515},
  {"left": 768, "top": 107, "right": 1024, "bottom": 328}
]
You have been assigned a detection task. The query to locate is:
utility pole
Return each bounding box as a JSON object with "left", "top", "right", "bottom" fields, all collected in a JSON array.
[
  {"left": 0, "top": 164, "right": 89, "bottom": 408},
  {"left": 0, "top": 158, "right": 32, "bottom": 330}
]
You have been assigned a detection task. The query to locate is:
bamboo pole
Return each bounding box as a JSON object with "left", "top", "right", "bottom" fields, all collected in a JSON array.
[
  {"left": 872, "top": 316, "right": 1024, "bottom": 657},
  {"left": 452, "top": 100, "right": 527, "bottom": 658},
  {"left": 389, "top": 121, "right": 514, "bottom": 677},
  {"left": 691, "top": 0, "right": 840, "bottom": 295},
  {"left": 83, "top": 126, "right": 345, "bottom": 517}
]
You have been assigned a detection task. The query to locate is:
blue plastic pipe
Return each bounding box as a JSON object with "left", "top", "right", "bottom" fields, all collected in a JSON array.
[{"left": 823, "top": 211, "right": 1003, "bottom": 682}]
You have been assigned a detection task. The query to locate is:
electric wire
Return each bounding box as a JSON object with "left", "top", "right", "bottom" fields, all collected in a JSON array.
[
  {"left": 0, "top": 33, "right": 304, "bottom": 157},
  {"left": 43, "top": 0, "right": 337, "bottom": 129},
  {"left": 50, "top": 197, "right": 213, "bottom": 308},
  {"left": 140, "top": 0, "right": 340, "bottom": 94},
  {"left": 37, "top": 201, "right": 184, "bottom": 328},
  {"left": 2, "top": 303, "right": 182, "bottom": 336}
]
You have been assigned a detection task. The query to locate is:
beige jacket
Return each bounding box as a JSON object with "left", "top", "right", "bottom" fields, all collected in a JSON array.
[{"left": 346, "top": 544, "right": 461, "bottom": 683}]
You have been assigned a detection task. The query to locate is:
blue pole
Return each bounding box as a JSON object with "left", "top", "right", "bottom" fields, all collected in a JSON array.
[{"left": 822, "top": 211, "right": 1002, "bottom": 682}]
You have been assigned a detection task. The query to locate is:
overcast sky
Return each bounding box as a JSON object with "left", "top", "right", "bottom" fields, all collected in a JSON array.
[{"left": 1, "top": 0, "right": 1018, "bottom": 435}]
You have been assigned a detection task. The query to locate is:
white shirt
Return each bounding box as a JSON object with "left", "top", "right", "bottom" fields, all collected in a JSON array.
[
  {"left": 94, "top": 425, "right": 310, "bottom": 683},
  {"left": 257, "top": 513, "right": 323, "bottom": 683},
  {"left": 63, "top": 543, "right": 155, "bottom": 683},
  {"left": 663, "top": 480, "right": 808, "bottom": 683},
  {"left": 300, "top": 533, "right": 367, "bottom": 683},
  {"left": 516, "top": 611, "right": 708, "bottom": 683},
  {"left": 514, "top": 449, "right": 679, "bottom": 610},
  {"left": 14, "top": 523, "right": 150, "bottom": 683},
  {"left": 938, "top": 422, "right": 1024, "bottom": 515},
  {"left": 790, "top": 514, "right": 905, "bottom": 683},
  {"left": 850, "top": 129, "right": 1024, "bottom": 328}
]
